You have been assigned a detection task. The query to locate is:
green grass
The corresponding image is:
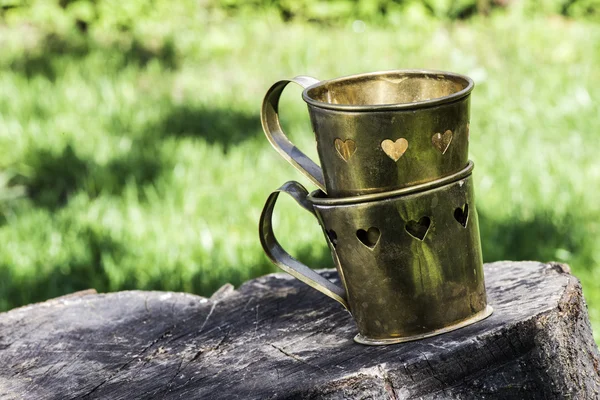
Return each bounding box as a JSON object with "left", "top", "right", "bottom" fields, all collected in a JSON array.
[{"left": 0, "top": 6, "right": 599, "bottom": 342}]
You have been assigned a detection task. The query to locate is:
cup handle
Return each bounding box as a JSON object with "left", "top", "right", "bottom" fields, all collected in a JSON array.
[
  {"left": 259, "top": 181, "right": 349, "bottom": 310},
  {"left": 261, "top": 76, "right": 327, "bottom": 192}
]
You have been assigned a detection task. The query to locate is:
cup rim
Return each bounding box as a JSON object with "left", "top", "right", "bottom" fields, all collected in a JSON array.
[
  {"left": 302, "top": 69, "right": 474, "bottom": 112},
  {"left": 308, "top": 161, "right": 474, "bottom": 205}
]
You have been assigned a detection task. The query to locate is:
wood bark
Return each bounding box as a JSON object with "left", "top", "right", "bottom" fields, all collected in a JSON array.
[{"left": 0, "top": 261, "right": 598, "bottom": 399}]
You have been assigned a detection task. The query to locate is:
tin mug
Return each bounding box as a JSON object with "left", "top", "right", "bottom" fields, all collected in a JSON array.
[
  {"left": 261, "top": 70, "right": 473, "bottom": 197},
  {"left": 259, "top": 162, "right": 492, "bottom": 345}
]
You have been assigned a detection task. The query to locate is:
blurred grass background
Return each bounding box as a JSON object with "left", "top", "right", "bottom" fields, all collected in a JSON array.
[{"left": 0, "top": 0, "right": 598, "bottom": 341}]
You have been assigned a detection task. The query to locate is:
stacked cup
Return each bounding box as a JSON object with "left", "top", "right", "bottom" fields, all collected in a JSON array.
[{"left": 258, "top": 70, "right": 492, "bottom": 345}]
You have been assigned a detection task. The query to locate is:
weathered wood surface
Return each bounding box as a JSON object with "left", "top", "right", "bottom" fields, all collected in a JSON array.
[{"left": 0, "top": 261, "right": 598, "bottom": 399}]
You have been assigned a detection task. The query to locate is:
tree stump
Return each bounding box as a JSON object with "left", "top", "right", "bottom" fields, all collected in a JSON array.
[{"left": 0, "top": 261, "right": 598, "bottom": 399}]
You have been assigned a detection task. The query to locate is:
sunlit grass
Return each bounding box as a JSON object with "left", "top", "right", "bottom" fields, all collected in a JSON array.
[{"left": 0, "top": 9, "right": 599, "bottom": 341}]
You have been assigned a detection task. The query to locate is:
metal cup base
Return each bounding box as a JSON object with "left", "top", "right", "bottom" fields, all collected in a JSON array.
[{"left": 353, "top": 305, "right": 493, "bottom": 346}]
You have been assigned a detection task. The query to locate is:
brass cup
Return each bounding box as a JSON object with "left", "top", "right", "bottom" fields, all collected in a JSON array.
[
  {"left": 259, "top": 162, "right": 492, "bottom": 345},
  {"left": 261, "top": 70, "right": 473, "bottom": 197}
]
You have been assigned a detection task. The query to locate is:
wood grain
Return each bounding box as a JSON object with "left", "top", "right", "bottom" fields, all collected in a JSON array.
[{"left": 0, "top": 261, "right": 598, "bottom": 399}]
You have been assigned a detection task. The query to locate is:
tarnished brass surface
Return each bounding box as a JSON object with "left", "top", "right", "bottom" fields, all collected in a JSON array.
[
  {"left": 309, "top": 160, "right": 474, "bottom": 205},
  {"left": 259, "top": 170, "right": 490, "bottom": 344},
  {"left": 354, "top": 305, "right": 493, "bottom": 345},
  {"left": 261, "top": 70, "right": 473, "bottom": 197}
]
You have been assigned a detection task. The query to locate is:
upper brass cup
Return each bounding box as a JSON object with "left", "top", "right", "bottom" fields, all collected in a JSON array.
[{"left": 261, "top": 70, "right": 473, "bottom": 197}]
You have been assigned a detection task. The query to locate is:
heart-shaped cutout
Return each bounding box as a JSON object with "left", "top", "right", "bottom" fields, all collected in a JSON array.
[
  {"left": 454, "top": 204, "right": 469, "bottom": 228},
  {"left": 405, "top": 217, "right": 431, "bottom": 241},
  {"left": 356, "top": 227, "right": 380, "bottom": 249},
  {"left": 334, "top": 138, "right": 356, "bottom": 162},
  {"left": 381, "top": 138, "right": 408, "bottom": 162},
  {"left": 432, "top": 130, "right": 453, "bottom": 154},
  {"left": 326, "top": 229, "right": 338, "bottom": 247}
]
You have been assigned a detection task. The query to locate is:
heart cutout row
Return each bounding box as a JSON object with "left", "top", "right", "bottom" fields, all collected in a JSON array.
[
  {"left": 334, "top": 138, "right": 357, "bottom": 162},
  {"left": 348, "top": 209, "right": 467, "bottom": 246},
  {"left": 356, "top": 227, "right": 380, "bottom": 249}
]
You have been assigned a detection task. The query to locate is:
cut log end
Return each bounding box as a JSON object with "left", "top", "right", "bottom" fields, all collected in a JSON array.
[{"left": 0, "top": 261, "right": 598, "bottom": 399}]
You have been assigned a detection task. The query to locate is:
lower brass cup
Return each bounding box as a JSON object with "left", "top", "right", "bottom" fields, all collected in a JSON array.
[{"left": 259, "top": 161, "right": 492, "bottom": 345}]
